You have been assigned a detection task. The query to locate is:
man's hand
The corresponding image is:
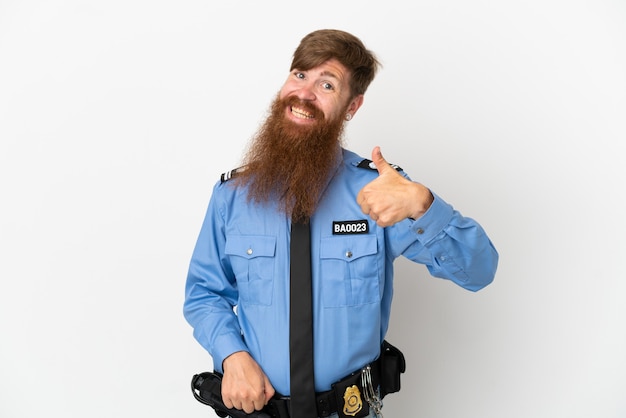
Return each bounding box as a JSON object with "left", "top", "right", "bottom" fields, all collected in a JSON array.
[
  {"left": 357, "top": 146, "right": 434, "bottom": 227},
  {"left": 221, "top": 351, "right": 275, "bottom": 414}
]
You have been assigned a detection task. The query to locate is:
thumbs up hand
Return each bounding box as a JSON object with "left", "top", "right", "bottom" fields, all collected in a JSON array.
[{"left": 357, "top": 146, "right": 434, "bottom": 227}]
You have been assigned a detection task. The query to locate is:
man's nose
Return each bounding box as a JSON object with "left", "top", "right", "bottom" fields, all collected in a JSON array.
[{"left": 295, "top": 82, "right": 316, "bottom": 101}]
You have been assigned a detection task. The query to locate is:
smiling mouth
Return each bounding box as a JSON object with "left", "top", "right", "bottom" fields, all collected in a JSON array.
[{"left": 291, "top": 106, "right": 315, "bottom": 119}]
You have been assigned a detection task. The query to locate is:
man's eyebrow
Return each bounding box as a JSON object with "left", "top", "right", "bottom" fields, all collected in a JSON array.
[
  {"left": 293, "top": 68, "right": 343, "bottom": 81},
  {"left": 319, "top": 70, "right": 340, "bottom": 79}
]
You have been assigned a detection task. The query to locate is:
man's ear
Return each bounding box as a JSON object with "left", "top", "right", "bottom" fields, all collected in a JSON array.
[{"left": 347, "top": 94, "right": 364, "bottom": 117}]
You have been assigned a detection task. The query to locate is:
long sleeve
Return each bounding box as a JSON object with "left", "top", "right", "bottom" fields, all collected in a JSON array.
[
  {"left": 183, "top": 182, "right": 248, "bottom": 372},
  {"left": 388, "top": 192, "right": 499, "bottom": 291}
]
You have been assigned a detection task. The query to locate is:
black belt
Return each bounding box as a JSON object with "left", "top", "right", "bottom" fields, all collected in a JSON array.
[
  {"left": 264, "top": 356, "right": 382, "bottom": 418},
  {"left": 191, "top": 341, "right": 405, "bottom": 418}
]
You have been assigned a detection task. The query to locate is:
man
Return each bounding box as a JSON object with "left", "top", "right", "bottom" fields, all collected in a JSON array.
[{"left": 184, "top": 29, "right": 498, "bottom": 418}]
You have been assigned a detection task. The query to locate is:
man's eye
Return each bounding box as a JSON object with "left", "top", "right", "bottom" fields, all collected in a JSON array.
[
  {"left": 322, "top": 82, "right": 333, "bottom": 90},
  {"left": 296, "top": 72, "right": 305, "bottom": 79}
]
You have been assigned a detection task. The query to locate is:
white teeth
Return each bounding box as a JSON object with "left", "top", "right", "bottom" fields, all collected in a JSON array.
[{"left": 291, "top": 106, "right": 314, "bottom": 119}]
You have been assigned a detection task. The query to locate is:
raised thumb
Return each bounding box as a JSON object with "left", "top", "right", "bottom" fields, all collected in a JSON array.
[{"left": 371, "top": 146, "right": 390, "bottom": 173}]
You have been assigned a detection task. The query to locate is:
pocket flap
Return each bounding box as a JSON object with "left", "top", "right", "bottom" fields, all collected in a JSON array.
[
  {"left": 320, "top": 235, "right": 377, "bottom": 262},
  {"left": 225, "top": 235, "right": 276, "bottom": 259}
]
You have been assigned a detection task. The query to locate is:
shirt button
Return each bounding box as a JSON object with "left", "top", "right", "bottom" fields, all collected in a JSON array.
[
  {"left": 345, "top": 251, "right": 353, "bottom": 258},
  {"left": 246, "top": 248, "right": 253, "bottom": 255},
  {"left": 417, "top": 228, "right": 424, "bottom": 234}
]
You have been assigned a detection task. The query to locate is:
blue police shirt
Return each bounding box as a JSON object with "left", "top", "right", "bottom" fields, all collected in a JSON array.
[{"left": 184, "top": 148, "right": 498, "bottom": 395}]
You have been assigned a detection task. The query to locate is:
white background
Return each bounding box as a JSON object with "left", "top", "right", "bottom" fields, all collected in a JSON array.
[{"left": 1, "top": 1, "right": 625, "bottom": 417}]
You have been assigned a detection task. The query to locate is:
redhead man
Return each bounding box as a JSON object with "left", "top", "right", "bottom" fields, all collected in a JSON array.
[{"left": 184, "top": 29, "right": 498, "bottom": 418}]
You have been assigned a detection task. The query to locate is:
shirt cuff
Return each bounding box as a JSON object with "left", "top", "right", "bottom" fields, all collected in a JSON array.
[
  {"left": 409, "top": 192, "right": 454, "bottom": 244},
  {"left": 211, "top": 332, "right": 249, "bottom": 373}
]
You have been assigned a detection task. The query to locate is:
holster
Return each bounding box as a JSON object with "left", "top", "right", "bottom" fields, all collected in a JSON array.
[{"left": 191, "top": 371, "right": 272, "bottom": 418}]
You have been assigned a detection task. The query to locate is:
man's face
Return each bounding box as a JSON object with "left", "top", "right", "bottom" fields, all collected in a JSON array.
[
  {"left": 278, "top": 59, "right": 363, "bottom": 128},
  {"left": 235, "top": 59, "right": 365, "bottom": 221}
]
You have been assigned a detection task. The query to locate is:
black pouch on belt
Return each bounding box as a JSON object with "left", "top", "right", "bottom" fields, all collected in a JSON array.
[{"left": 379, "top": 340, "right": 406, "bottom": 398}]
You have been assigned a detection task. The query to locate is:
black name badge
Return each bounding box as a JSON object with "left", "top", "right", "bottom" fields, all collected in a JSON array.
[{"left": 332, "top": 220, "right": 369, "bottom": 235}]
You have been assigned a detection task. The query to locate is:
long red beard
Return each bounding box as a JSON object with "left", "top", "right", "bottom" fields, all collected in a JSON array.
[{"left": 234, "top": 94, "right": 347, "bottom": 221}]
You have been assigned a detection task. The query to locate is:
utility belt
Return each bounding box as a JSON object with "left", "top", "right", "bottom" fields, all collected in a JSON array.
[{"left": 191, "top": 340, "right": 406, "bottom": 418}]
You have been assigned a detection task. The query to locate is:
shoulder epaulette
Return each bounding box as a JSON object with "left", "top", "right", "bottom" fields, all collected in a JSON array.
[
  {"left": 220, "top": 166, "right": 245, "bottom": 183},
  {"left": 356, "top": 159, "right": 403, "bottom": 172}
]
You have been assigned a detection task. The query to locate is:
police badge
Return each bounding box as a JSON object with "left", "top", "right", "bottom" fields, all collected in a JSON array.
[{"left": 342, "top": 385, "right": 363, "bottom": 416}]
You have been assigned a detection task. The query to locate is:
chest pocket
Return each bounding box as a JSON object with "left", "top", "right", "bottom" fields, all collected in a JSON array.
[
  {"left": 225, "top": 234, "right": 276, "bottom": 306},
  {"left": 319, "top": 235, "right": 380, "bottom": 307}
]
